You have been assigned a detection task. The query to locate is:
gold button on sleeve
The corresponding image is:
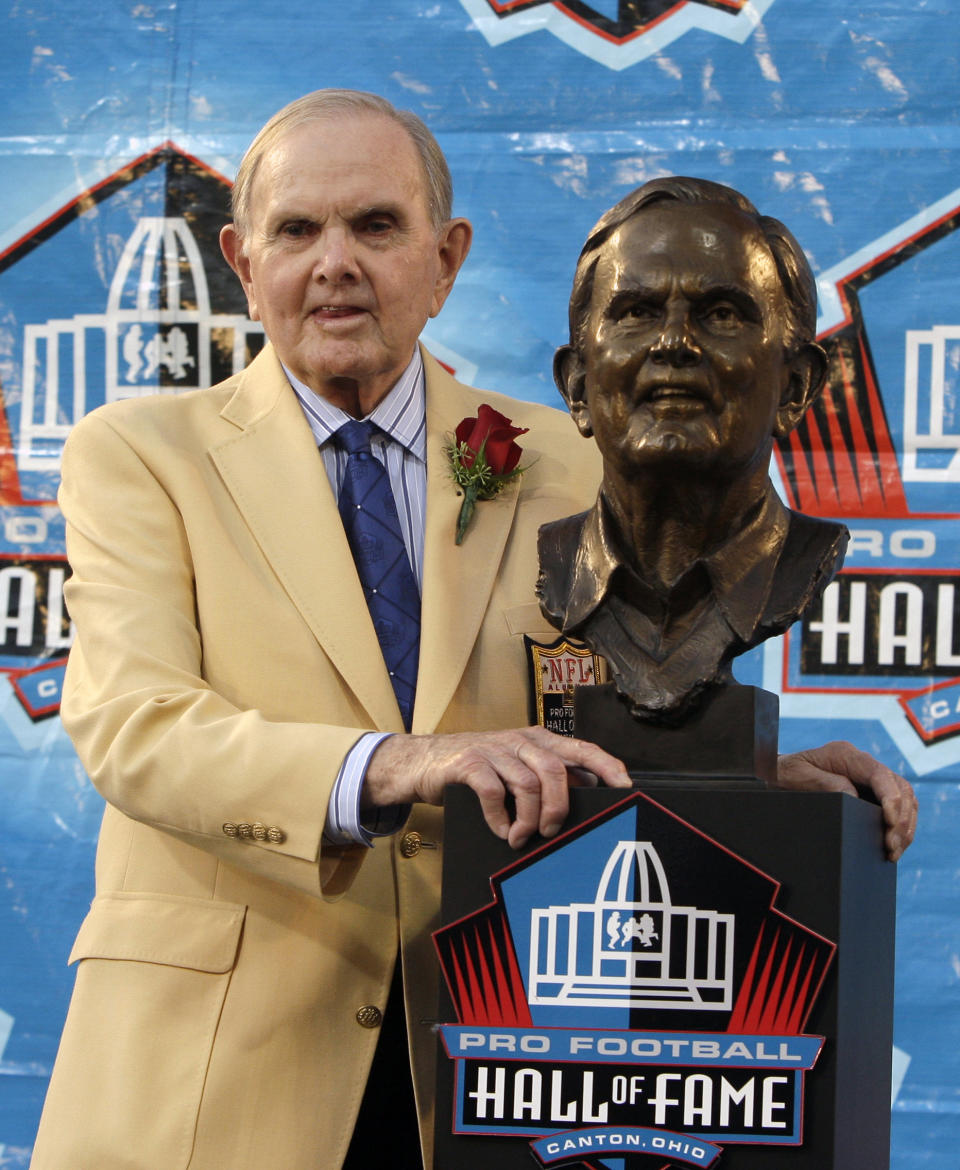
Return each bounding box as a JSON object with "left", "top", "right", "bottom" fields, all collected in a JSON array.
[{"left": 224, "top": 821, "right": 285, "bottom": 844}]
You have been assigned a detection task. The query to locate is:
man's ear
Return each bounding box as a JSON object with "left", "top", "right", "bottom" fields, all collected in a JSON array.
[
  {"left": 774, "top": 341, "right": 828, "bottom": 438},
  {"left": 219, "top": 224, "right": 260, "bottom": 322},
  {"left": 428, "top": 218, "right": 473, "bottom": 318},
  {"left": 554, "top": 344, "right": 593, "bottom": 437}
]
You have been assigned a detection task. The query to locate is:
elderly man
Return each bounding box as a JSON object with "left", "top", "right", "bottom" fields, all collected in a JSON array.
[
  {"left": 31, "top": 93, "right": 915, "bottom": 1170},
  {"left": 539, "top": 177, "right": 846, "bottom": 719}
]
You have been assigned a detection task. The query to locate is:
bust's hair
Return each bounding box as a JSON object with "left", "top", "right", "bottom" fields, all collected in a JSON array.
[
  {"left": 567, "top": 176, "right": 817, "bottom": 354},
  {"left": 231, "top": 89, "right": 453, "bottom": 239}
]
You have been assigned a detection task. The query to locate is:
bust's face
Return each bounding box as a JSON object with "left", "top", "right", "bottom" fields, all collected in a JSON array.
[{"left": 577, "top": 201, "right": 794, "bottom": 484}]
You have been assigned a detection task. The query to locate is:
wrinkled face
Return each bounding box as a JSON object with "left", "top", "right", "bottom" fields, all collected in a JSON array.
[
  {"left": 223, "top": 113, "right": 459, "bottom": 410},
  {"left": 574, "top": 202, "right": 796, "bottom": 484}
]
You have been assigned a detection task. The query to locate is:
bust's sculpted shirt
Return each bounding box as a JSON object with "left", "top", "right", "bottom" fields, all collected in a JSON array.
[{"left": 538, "top": 485, "right": 846, "bottom": 717}]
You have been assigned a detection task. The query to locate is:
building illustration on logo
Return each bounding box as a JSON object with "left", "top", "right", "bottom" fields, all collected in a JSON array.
[
  {"left": 529, "top": 840, "right": 734, "bottom": 1011},
  {"left": 18, "top": 215, "right": 262, "bottom": 475},
  {"left": 903, "top": 323, "right": 960, "bottom": 483},
  {"left": 0, "top": 143, "right": 258, "bottom": 507}
]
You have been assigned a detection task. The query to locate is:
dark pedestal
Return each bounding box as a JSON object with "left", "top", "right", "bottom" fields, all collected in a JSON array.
[
  {"left": 434, "top": 785, "right": 895, "bottom": 1170},
  {"left": 574, "top": 683, "right": 779, "bottom": 785}
]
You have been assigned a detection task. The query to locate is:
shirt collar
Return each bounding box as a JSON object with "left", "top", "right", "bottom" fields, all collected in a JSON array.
[
  {"left": 282, "top": 348, "right": 427, "bottom": 462},
  {"left": 565, "top": 482, "right": 791, "bottom": 641}
]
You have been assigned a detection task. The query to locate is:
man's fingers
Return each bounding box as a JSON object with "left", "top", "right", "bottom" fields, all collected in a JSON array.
[
  {"left": 467, "top": 763, "right": 517, "bottom": 842},
  {"left": 491, "top": 741, "right": 563, "bottom": 846},
  {"left": 775, "top": 748, "right": 857, "bottom": 796},
  {"left": 520, "top": 728, "right": 632, "bottom": 789},
  {"left": 508, "top": 730, "right": 631, "bottom": 846},
  {"left": 455, "top": 743, "right": 532, "bottom": 842},
  {"left": 365, "top": 727, "right": 630, "bottom": 849},
  {"left": 449, "top": 735, "right": 566, "bottom": 848},
  {"left": 879, "top": 775, "right": 918, "bottom": 862},
  {"left": 512, "top": 739, "right": 569, "bottom": 843},
  {"left": 776, "top": 741, "right": 918, "bottom": 861},
  {"left": 478, "top": 736, "right": 576, "bottom": 847},
  {"left": 456, "top": 727, "right": 631, "bottom": 847}
]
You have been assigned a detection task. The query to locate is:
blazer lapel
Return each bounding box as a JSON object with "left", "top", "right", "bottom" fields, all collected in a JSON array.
[
  {"left": 414, "top": 352, "right": 520, "bottom": 733},
  {"left": 209, "top": 348, "right": 404, "bottom": 732}
]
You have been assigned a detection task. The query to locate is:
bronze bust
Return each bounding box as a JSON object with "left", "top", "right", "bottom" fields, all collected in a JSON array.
[{"left": 538, "top": 177, "right": 847, "bottom": 720}]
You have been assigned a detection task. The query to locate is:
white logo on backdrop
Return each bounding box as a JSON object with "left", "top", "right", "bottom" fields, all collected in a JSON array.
[{"left": 19, "top": 217, "right": 263, "bottom": 472}]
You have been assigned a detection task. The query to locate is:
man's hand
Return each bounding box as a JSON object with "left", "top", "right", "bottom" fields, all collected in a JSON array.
[
  {"left": 776, "top": 741, "right": 918, "bottom": 862},
  {"left": 364, "top": 727, "right": 632, "bottom": 848}
]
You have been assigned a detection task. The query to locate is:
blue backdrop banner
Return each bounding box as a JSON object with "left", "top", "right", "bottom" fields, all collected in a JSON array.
[{"left": 0, "top": 2, "right": 957, "bottom": 1165}]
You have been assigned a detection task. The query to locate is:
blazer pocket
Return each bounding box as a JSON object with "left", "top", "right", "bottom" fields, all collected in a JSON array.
[
  {"left": 503, "top": 602, "right": 556, "bottom": 639},
  {"left": 45, "top": 893, "right": 246, "bottom": 1170},
  {"left": 69, "top": 890, "right": 245, "bottom": 970}
]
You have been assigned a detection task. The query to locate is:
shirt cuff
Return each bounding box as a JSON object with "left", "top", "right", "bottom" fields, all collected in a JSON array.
[{"left": 324, "top": 732, "right": 412, "bottom": 847}]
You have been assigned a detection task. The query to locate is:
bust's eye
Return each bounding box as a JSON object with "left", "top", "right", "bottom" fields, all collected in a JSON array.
[
  {"left": 702, "top": 302, "right": 743, "bottom": 327},
  {"left": 621, "top": 301, "right": 659, "bottom": 322}
]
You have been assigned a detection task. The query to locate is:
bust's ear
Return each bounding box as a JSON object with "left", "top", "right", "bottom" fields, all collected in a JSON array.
[
  {"left": 554, "top": 345, "right": 593, "bottom": 437},
  {"left": 774, "top": 341, "right": 828, "bottom": 438}
]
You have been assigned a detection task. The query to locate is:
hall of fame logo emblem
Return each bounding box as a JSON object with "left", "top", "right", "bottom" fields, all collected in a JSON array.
[
  {"left": 770, "top": 184, "right": 960, "bottom": 772},
  {"left": 434, "top": 791, "right": 833, "bottom": 1167},
  {"left": 458, "top": 0, "right": 777, "bottom": 70},
  {"left": 0, "top": 145, "right": 262, "bottom": 720}
]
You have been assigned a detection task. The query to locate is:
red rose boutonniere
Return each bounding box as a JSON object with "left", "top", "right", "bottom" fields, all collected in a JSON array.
[{"left": 448, "top": 404, "right": 530, "bottom": 544}]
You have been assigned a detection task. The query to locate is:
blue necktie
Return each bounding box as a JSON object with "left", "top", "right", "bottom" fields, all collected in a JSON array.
[{"left": 334, "top": 420, "right": 420, "bottom": 730}]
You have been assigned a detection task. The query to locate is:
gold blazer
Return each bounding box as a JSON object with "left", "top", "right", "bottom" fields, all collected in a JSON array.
[{"left": 31, "top": 345, "right": 601, "bottom": 1170}]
